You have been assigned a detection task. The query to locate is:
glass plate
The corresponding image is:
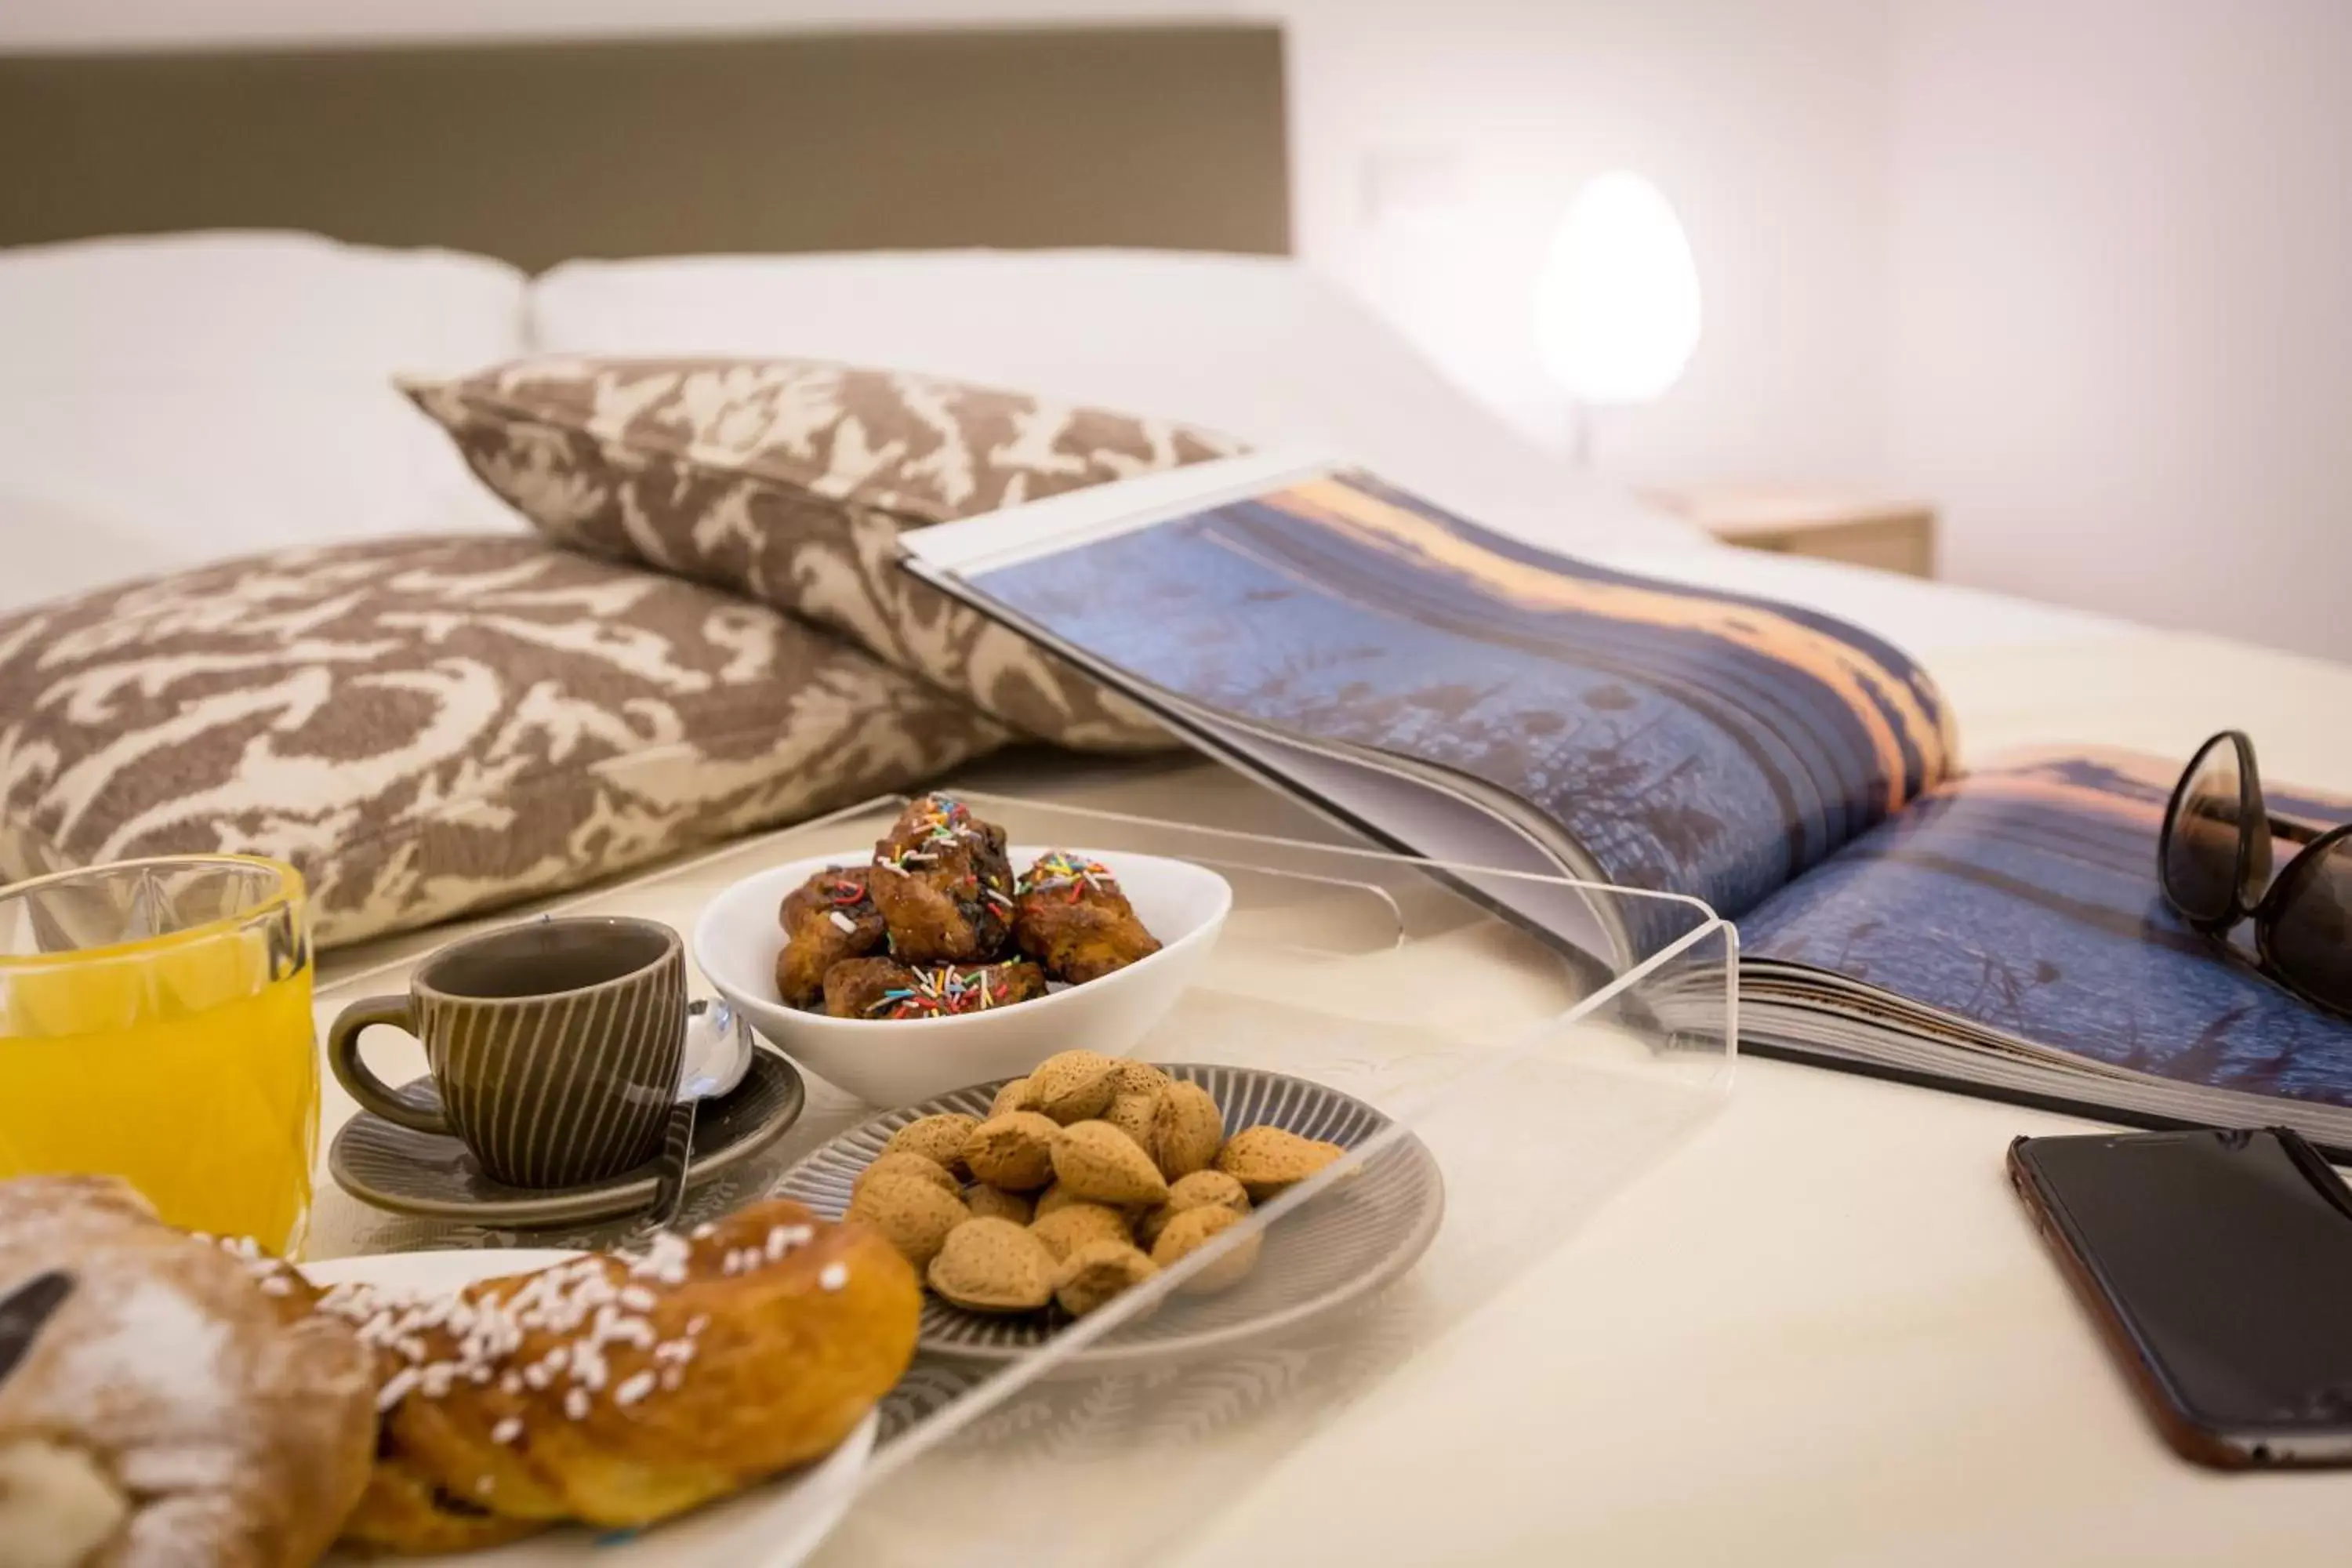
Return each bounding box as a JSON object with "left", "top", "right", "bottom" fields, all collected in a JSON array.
[{"left": 309, "top": 791, "right": 1737, "bottom": 1566}]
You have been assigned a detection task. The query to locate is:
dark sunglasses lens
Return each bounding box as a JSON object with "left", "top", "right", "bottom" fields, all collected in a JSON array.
[
  {"left": 2165, "top": 738, "right": 2257, "bottom": 924},
  {"left": 2265, "top": 835, "right": 2352, "bottom": 1016}
]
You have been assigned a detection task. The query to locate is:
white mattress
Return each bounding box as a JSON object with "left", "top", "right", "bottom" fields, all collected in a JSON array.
[{"left": 0, "top": 233, "right": 2138, "bottom": 680}]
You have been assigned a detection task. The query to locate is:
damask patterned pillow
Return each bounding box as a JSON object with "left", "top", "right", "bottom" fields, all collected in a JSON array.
[
  {"left": 0, "top": 536, "right": 1005, "bottom": 947},
  {"left": 403, "top": 358, "right": 1243, "bottom": 753}
]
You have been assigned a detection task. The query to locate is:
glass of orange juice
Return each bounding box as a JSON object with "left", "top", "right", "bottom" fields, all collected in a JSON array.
[{"left": 0, "top": 855, "right": 316, "bottom": 1254}]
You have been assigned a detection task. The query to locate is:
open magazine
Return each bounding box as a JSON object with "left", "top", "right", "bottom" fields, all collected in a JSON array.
[{"left": 901, "top": 452, "right": 2352, "bottom": 1146}]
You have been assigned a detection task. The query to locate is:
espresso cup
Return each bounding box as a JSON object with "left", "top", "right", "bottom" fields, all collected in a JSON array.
[{"left": 327, "top": 916, "right": 686, "bottom": 1189}]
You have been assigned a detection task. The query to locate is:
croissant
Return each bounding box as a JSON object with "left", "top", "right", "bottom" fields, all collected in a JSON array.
[
  {"left": 0, "top": 1174, "right": 377, "bottom": 1568},
  {"left": 321, "top": 1199, "right": 920, "bottom": 1551}
]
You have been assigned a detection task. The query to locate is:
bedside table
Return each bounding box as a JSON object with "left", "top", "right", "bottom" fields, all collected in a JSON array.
[{"left": 1643, "top": 486, "right": 1937, "bottom": 579}]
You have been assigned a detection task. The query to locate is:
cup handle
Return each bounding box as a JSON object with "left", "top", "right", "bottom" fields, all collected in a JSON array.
[{"left": 326, "top": 995, "right": 449, "bottom": 1135}]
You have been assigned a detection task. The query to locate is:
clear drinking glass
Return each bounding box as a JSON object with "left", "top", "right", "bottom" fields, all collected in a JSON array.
[{"left": 0, "top": 855, "right": 317, "bottom": 1254}]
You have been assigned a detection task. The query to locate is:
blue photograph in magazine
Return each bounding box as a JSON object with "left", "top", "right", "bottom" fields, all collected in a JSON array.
[
  {"left": 1743, "top": 751, "right": 2352, "bottom": 1107},
  {"left": 967, "top": 470, "right": 1955, "bottom": 952}
]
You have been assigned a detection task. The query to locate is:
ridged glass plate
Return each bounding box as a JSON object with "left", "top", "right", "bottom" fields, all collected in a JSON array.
[{"left": 770, "top": 1064, "right": 1445, "bottom": 1366}]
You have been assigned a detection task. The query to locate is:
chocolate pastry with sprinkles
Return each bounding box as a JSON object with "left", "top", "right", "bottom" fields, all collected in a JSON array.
[
  {"left": 824, "top": 956, "right": 1048, "bottom": 1021},
  {"left": 775, "top": 866, "right": 885, "bottom": 1008},
  {"left": 1014, "top": 851, "right": 1163, "bottom": 983},
  {"left": 867, "top": 793, "right": 1016, "bottom": 964}
]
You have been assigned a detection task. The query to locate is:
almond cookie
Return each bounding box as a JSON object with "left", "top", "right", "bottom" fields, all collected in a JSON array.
[
  {"left": 1050, "top": 1121, "right": 1171, "bottom": 1207},
  {"left": 884, "top": 1112, "right": 980, "bottom": 1178},
  {"left": 1054, "top": 1240, "right": 1160, "bottom": 1318},
  {"left": 1149, "top": 1203, "right": 1261, "bottom": 1295},
  {"left": 852, "top": 1152, "right": 960, "bottom": 1198},
  {"left": 847, "top": 1175, "right": 970, "bottom": 1269},
  {"left": 964, "top": 1184, "right": 1035, "bottom": 1225},
  {"left": 1102, "top": 1090, "right": 1162, "bottom": 1165},
  {"left": 927, "top": 1217, "right": 1055, "bottom": 1313},
  {"left": 962, "top": 1112, "right": 1060, "bottom": 1192},
  {"left": 1027, "top": 1201, "right": 1134, "bottom": 1262},
  {"left": 1150, "top": 1080, "right": 1224, "bottom": 1180},
  {"left": 989, "top": 1076, "right": 1038, "bottom": 1120},
  {"left": 1138, "top": 1169, "right": 1252, "bottom": 1249},
  {"left": 1107, "top": 1060, "right": 1173, "bottom": 1098},
  {"left": 1214, "top": 1126, "right": 1347, "bottom": 1201},
  {"left": 1025, "top": 1050, "right": 1120, "bottom": 1124}
]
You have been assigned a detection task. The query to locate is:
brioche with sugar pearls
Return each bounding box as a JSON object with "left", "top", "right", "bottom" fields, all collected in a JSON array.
[{"left": 334, "top": 1199, "right": 919, "bottom": 1549}]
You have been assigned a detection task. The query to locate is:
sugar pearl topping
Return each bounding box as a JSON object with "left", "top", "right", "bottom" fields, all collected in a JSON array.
[
  {"left": 204, "top": 1232, "right": 300, "bottom": 1297},
  {"left": 313, "top": 1218, "right": 840, "bottom": 1436}
]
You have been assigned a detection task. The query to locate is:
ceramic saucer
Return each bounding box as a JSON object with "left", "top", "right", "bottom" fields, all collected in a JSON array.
[{"left": 330, "top": 1048, "right": 804, "bottom": 1225}]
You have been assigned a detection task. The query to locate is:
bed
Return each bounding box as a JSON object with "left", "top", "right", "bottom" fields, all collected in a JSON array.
[
  {"left": 9, "top": 23, "right": 2352, "bottom": 1565},
  {"left": 0, "top": 22, "right": 2179, "bottom": 678}
]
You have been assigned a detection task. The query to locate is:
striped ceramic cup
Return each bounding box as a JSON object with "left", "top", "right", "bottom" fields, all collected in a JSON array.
[{"left": 327, "top": 916, "right": 687, "bottom": 1189}]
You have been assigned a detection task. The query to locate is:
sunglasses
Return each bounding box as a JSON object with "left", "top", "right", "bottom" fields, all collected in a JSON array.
[{"left": 2158, "top": 731, "right": 2352, "bottom": 1019}]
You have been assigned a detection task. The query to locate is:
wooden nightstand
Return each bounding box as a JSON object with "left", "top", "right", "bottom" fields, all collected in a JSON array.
[{"left": 1642, "top": 486, "right": 1937, "bottom": 579}]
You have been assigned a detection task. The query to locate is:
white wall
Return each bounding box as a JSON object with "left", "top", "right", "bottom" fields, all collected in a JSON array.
[
  {"left": 1886, "top": 0, "right": 2352, "bottom": 660},
  {"left": 15, "top": 1, "right": 2346, "bottom": 657},
  {"left": 1287, "top": 0, "right": 1892, "bottom": 486},
  {"left": 0, "top": 0, "right": 1898, "bottom": 489}
]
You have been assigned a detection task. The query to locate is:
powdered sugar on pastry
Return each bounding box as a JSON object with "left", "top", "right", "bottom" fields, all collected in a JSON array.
[
  {"left": 56, "top": 1276, "right": 237, "bottom": 1428},
  {"left": 0, "top": 1174, "right": 376, "bottom": 1568}
]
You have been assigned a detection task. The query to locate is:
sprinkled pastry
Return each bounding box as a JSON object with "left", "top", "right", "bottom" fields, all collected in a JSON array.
[
  {"left": 775, "top": 866, "right": 886, "bottom": 1008},
  {"left": 867, "top": 794, "right": 1017, "bottom": 964},
  {"left": 331, "top": 1198, "right": 919, "bottom": 1549},
  {"left": 822, "top": 956, "right": 1047, "bottom": 1022},
  {"left": 1013, "top": 851, "right": 1162, "bottom": 984}
]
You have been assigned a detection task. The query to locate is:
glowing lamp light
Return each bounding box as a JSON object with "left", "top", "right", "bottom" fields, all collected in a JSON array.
[{"left": 1535, "top": 172, "right": 1703, "bottom": 412}]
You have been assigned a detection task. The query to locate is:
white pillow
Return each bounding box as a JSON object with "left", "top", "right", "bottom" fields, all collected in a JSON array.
[
  {"left": 529, "top": 249, "right": 1695, "bottom": 553},
  {"left": 0, "top": 230, "right": 530, "bottom": 612}
]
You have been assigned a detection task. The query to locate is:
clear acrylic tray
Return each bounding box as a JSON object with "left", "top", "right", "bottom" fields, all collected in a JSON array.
[{"left": 308, "top": 792, "right": 1738, "bottom": 1566}]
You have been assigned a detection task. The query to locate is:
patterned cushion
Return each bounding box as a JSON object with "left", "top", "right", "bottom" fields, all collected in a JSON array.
[
  {"left": 404, "top": 358, "right": 1242, "bottom": 752},
  {"left": 0, "top": 536, "right": 1005, "bottom": 947}
]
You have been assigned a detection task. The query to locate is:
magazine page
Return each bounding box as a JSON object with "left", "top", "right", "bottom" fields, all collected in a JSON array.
[
  {"left": 905, "top": 454, "right": 1954, "bottom": 956},
  {"left": 1740, "top": 749, "right": 2352, "bottom": 1107}
]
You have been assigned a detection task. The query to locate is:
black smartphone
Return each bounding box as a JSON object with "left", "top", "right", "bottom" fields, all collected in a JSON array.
[{"left": 2010, "top": 1127, "right": 2352, "bottom": 1467}]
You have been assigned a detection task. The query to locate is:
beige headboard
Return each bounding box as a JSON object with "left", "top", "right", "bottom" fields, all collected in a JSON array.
[{"left": 0, "top": 24, "right": 1289, "bottom": 270}]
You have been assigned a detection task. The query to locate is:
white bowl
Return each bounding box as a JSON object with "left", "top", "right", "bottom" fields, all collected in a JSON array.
[{"left": 691, "top": 846, "right": 1231, "bottom": 1105}]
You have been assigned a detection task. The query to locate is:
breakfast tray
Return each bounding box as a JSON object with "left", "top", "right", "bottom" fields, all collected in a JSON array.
[{"left": 307, "top": 793, "right": 1737, "bottom": 1566}]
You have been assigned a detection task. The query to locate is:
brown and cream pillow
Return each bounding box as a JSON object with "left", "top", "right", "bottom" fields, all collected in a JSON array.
[
  {"left": 403, "top": 358, "right": 1242, "bottom": 753},
  {"left": 0, "top": 536, "right": 1006, "bottom": 947}
]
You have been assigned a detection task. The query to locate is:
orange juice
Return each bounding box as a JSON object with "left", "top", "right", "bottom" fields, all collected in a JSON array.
[{"left": 0, "top": 857, "right": 317, "bottom": 1254}]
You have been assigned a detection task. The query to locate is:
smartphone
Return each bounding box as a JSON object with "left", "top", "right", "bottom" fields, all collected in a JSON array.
[{"left": 2010, "top": 1127, "right": 2352, "bottom": 1467}]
